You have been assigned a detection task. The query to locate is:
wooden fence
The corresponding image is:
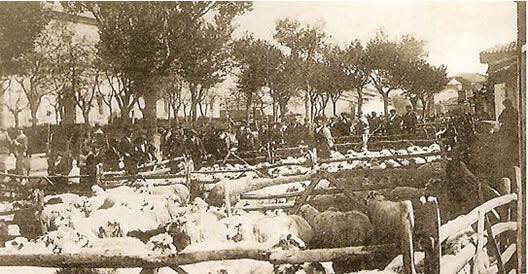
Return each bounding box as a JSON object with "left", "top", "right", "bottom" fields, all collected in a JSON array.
[{"left": 421, "top": 166, "right": 523, "bottom": 274}]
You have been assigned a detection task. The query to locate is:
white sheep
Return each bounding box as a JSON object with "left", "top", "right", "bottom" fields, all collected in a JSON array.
[{"left": 252, "top": 215, "right": 313, "bottom": 248}]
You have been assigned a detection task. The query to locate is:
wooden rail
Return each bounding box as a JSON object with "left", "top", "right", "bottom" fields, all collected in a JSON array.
[
  {"left": 0, "top": 244, "right": 394, "bottom": 268},
  {"left": 424, "top": 166, "right": 523, "bottom": 274}
]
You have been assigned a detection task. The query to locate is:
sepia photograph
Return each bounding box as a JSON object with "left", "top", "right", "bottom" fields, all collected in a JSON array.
[{"left": 0, "top": 1, "right": 525, "bottom": 274}]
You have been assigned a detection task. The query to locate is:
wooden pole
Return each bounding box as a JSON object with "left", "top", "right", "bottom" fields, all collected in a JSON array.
[
  {"left": 421, "top": 197, "right": 441, "bottom": 274},
  {"left": 290, "top": 175, "right": 321, "bottom": 215},
  {"left": 312, "top": 148, "right": 318, "bottom": 170},
  {"left": 485, "top": 215, "right": 507, "bottom": 274},
  {"left": 224, "top": 181, "right": 232, "bottom": 218},
  {"left": 400, "top": 200, "right": 416, "bottom": 274},
  {"left": 499, "top": 178, "right": 512, "bottom": 249},
  {"left": 0, "top": 245, "right": 393, "bottom": 268},
  {"left": 472, "top": 211, "right": 485, "bottom": 274},
  {"left": 96, "top": 164, "right": 103, "bottom": 188},
  {"left": 513, "top": 166, "right": 523, "bottom": 273}
]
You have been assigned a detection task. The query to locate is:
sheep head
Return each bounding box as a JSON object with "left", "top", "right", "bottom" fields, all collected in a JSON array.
[
  {"left": 364, "top": 191, "right": 385, "bottom": 205},
  {"left": 299, "top": 204, "right": 319, "bottom": 224}
]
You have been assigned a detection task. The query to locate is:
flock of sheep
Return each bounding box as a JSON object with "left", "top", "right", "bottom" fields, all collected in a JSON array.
[{"left": 0, "top": 143, "right": 484, "bottom": 274}]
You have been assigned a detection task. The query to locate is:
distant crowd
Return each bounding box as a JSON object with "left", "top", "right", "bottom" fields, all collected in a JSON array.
[
  {"left": 38, "top": 106, "right": 429, "bottom": 182},
  {"left": 1, "top": 105, "right": 483, "bottom": 186}
]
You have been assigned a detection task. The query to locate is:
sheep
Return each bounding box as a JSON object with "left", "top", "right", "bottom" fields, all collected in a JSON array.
[
  {"left": 146, "top": 232, "right": 177, "bottom": 255},
  {"left": 299, "top": 204, "right": 373, "bottom": 249},
  {"left": 252, "top": 215, "right": 313, "bottom": 247},
  {"left": 387, "top": 186, "right": 426, "bottom": 200},
  {"left": 364, "top": 191, "right": 402, "bottom": 244}
]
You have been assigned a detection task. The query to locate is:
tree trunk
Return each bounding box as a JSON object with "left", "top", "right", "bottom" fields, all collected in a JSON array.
[
  {"left": 409, "top": 97, "right": 418, "bottom": 111},
  {"left": 246, "top": 91, "right": 252, "bottom": 121},
  {"left": 62, "top": 87, "right": 76, "bottom": 125},
  {"left": 357, "top": 88, "right": 363, "bottom": 115},
  {"left": 107, "top": 102, "right": 113, "bottom": 124},
  {"left": 279, "top": 101, "right": 288, "bottom": 120},
  {"left": 332, "top": 99, "right": 337, "bottom": 117},
  {"left": 189, "top": 84, "right": 198, "bottom": 121},
  {"left": 382, "top": 94, "right": 389, "bottom": 117},
  {"left": 30, "top": 107, "right": 38, "bottom": 127},
  {"left": 82, "top": 110, "right": 90, "bottom": 126},
  {"left": 304, "top": 80, "right": 311, "bottom": 124},
  {"left": 0, "top": 84, "right": 4, "bottom": 129},
  {"left": 9, "top": 111, "right": 19, "bottom": 128},
  {"left": 421, "top": 97, "right": 428, "bottom": 121},
  {"left": 272, "top": 96, "right": 277, "bottom": 123}
]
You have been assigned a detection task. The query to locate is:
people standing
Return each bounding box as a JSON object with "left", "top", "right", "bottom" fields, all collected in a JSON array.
[
  {"left": 358, "top": 112, "right": 370, "bottom": 152},
  {"left": 0, "top": 128, "right": 13, "bottom": 175},
  {"left": 386, "top": 109, "right": 402, "bottom": 136},
  {"left": 13, "top": 128, "right": 28, "bottom": 175},
  {"left": 402, "top": 106, "right": 418, "bottom": 135},
  {"left": 313, "top": 116, "right": 335, "bottom": 159},
  {"left": 119, "top": 129, "right": 137, "bottom": 174},
  {"left": 498, "top": 99, "right": 519, "bottom": 168}
]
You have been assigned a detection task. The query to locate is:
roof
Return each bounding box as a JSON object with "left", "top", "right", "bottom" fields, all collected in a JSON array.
[
  {"left": 481, "top": 41, "right": 517, "bottom": 55},
  {"left": 449, "top": 73, "right": 487, "bottom": 84},
  {"left": 480, "top": 41, "right": 518, "bottom": 64}
]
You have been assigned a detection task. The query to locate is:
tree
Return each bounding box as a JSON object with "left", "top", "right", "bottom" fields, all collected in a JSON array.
[
  {"left": 0, "top": 2, "right": 50, "bottom": 128},
  {"left": 46, "top": 21, "right": 101, "bottom": 125},
  {"left": 0, "top": 2, "right": 50, "bottom": 78},
  {"left": 65, "top": 2, "right": 252, "bottom": 130},
  {"left": 1, "top": 80, "right": 26, "bottom": 128},
  {"left": 401, "top": 61, "right": 448, "bottom": 119},
  {"left": 366, "top": 31, "right": 428, "bottom": 117},
  {"left": 320, "top": 44, "right": 350, "bottom": 117},
  {"left": 12, "top": 21, "right": 66, "bottom": 127},
  {"left": 267, "top": 53, "right": 300, "bottom": 121},
  {"left": 174, "top": 3, "right": 252, "bottom": 121},
  {"left": 233, "top": 34, "right": 275, "bottom": 120},
  {"left": 158, "top": 72, "right": 187, "bottom": 126},
  {"left": 274, "top": 18, "right": 326, "bottom": 124},
  {"left": 103, "top": 71, "right": 139, "bottom": 124},
  {"left": 340, "top": 40, "right": 371, "bottom": 114},
  {"left": 365, "top": 30, "right": 402, "bottom": 117}
]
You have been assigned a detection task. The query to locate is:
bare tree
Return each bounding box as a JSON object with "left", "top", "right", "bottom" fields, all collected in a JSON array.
[{"left": 1, "top": 80, "right": 26, "bottom": 128}]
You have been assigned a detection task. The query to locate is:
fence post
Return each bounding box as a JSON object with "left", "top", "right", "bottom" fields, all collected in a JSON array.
[
  {"left": 184, "top": 158, "right": 192, "bottom": 189},
  {"left": 421, "top": 197, "right": 441, "bottom": 274},
  {"left": 311, "top": 148, "right": 318, "bottom": 171},
  {"left": 472, "top": 210, "right": 485, "bottom": 274},
  {"left": 400, "top": 200, "right": 416, "bottom": 274},
  {"left": 498, "top": 178, "right": 512, "bottom": 249},
  {"left": 513, "top": 166, "right": 523, "bottom": 273},
  {"left": 224, "top": 181, "right": 232, "bottom": 218},
  {"left": 95, "top": 164, "right": 103, "bottom": 187}
]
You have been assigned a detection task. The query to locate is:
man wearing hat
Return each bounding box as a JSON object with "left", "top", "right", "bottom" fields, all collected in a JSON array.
[
  {"left": 119, "top": 129, "right": 137, "bottom": 174},
  {"left": 313, "top": 116, "right": 335, "bottom": 159}
]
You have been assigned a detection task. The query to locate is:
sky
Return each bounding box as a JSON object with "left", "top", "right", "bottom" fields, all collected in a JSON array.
[{"left": 233, "top": 1, "right": 518, "bottom": 76}]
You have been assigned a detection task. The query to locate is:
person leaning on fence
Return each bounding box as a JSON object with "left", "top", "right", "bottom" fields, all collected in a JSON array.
[
  {"left": 313, "top": 116, "right": 335, "bottom": 159},
  {"left": 357, "top": 112, "right": 370, "bottom": 152},
  {"left": 13, "top": 128, "right": 29, "bottom": 175}
]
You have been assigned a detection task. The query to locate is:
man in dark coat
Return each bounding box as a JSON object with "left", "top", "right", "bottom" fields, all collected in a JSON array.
[
  {"left": 119, "top": 129, "right": 137, "bottom": 174},
  {"left": 402, "top": 106, "right": 418, "bottom": 135},
  {"left": 84, "top": 146, "right": 102, "bottom": 188},
  {"left": 386, "top": 109, "right": 402, "bottom": 136}
]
